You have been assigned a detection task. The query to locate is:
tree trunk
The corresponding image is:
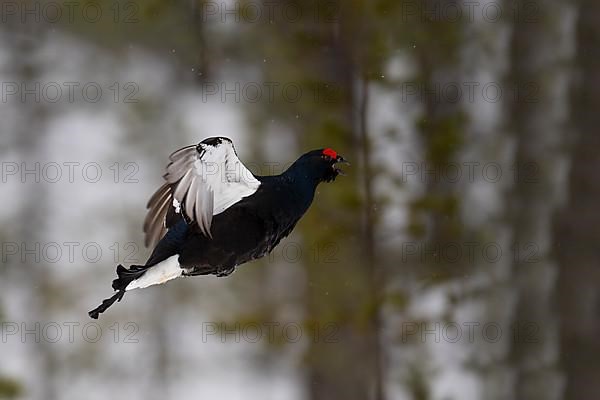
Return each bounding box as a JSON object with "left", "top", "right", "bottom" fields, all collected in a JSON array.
[
  {"left": 506, "top": 1, "right": 570, "bottom": 399},
  {"left": 302, "top": 3, "right": 383, "bottom": 400},
  {"left": 556, "top": 1, "right": 600, "bottom": 399}
]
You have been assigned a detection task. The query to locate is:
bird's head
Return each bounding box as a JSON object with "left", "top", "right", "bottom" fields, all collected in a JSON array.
[{"left": 292, "top": 148, "right": 349, "bottom": 183}]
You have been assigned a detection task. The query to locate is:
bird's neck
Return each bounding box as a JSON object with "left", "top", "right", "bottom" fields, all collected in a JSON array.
[
  {"left": 276, "top": 164, "right": 321, "bottom": 210},
  {"left": 281, "top": 162, "right": 321, "bottom": 188}
]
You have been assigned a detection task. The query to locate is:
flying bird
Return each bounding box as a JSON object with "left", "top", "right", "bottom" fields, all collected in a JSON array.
[{"left": 89, "top": 137, "right": 348, "bottom": 318}]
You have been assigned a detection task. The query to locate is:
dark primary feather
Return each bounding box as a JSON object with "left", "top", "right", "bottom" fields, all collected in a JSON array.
[{"left": 143, "top": 183, "right": 171, "bottom": 247}]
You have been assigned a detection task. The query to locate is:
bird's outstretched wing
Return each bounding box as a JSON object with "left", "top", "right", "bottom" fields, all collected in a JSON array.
[{"left": 143, "top": 137, "right": 261, "bottom": 247}]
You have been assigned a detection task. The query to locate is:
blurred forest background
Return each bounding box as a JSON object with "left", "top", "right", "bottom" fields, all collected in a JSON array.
[{"left": 0, "top": 0, "right": 599, "bottom": 399}]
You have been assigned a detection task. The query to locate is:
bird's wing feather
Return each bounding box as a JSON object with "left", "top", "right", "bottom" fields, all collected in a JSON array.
[{"left": 143, "top": 138, "right": 261, "bottom": 247}]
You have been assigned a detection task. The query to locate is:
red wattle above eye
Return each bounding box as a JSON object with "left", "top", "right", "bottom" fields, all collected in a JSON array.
[{"left": 322, "top": 148, "right": 337, "bottom": 159}]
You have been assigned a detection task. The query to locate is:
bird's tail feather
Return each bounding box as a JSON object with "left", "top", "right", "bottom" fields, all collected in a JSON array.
[
  {"left": 88, "top": 264, "right": 149, "bottom": 319},
  {"left": 88, "top": 290, "right": 125, "bottom": 319},
  {"left": 112, "top": 264, "right": 149, "bottom": 291}
]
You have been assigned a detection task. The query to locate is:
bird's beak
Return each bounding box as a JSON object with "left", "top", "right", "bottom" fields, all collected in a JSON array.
[
  {"left": 336, "top": 155, "right": 350, "bottom": 165},
  {"left": 334, "top": 155, "right": 350, "bottom": 176}
]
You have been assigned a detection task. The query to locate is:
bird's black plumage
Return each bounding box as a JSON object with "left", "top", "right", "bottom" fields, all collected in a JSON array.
[{"left": 88, "top": 138, "right": 347, "bottom": 319}]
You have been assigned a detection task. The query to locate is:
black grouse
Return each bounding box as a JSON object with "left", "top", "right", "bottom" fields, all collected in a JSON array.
[{"left": 89, "top": 137, "right": 348, "bottom": 318}]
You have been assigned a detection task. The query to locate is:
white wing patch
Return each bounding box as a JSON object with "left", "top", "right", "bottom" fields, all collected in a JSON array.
[{"left": 143, "top": 138, "right": 260, "bottom": 247}]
